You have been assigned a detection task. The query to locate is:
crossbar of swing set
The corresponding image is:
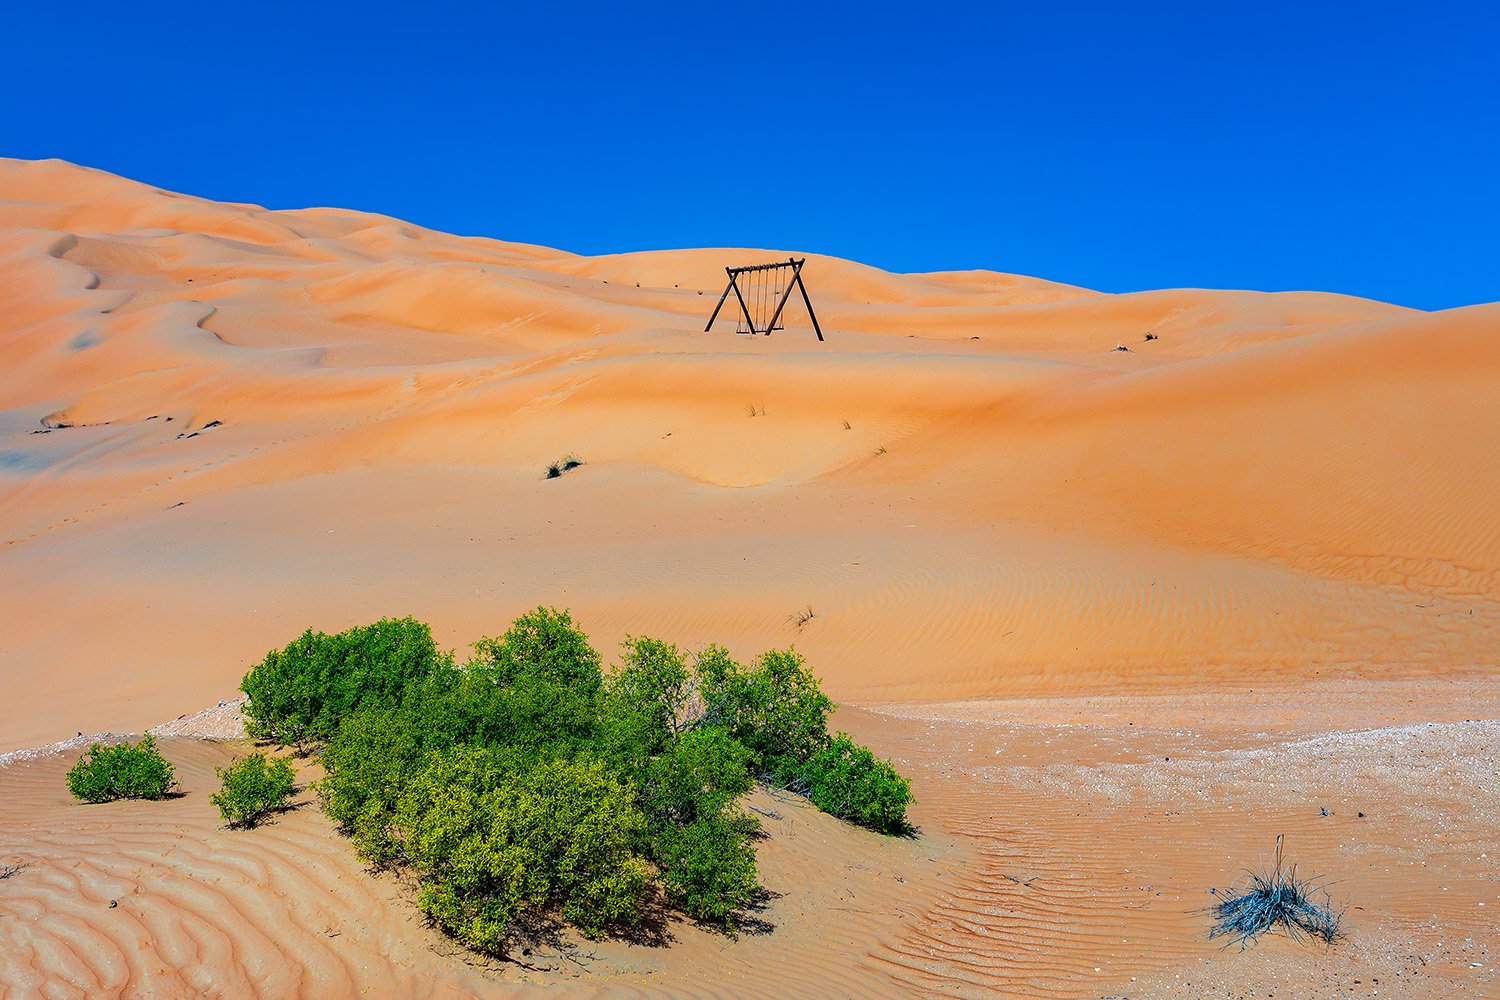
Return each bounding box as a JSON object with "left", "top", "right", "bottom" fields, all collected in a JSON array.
[{"left": 704, "top": 257, "right": 825, "bottom": 342}]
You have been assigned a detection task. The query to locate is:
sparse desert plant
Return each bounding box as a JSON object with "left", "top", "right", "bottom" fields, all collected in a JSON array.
[
  {"left": 1144, "top": 331, "right": 1158, "bottom": 341},
  {"left": 842, "top": 419, "right": 852, "bottom": 430},
  {"left": 546, "top": 454, "right": 585, "bottom": 478},
  {"left": 212, "top": 753, "right": 297, "bottom": 828},
  {"left": 0, "top": 862, "right": 30, "bottom": 880},
  {"left": 788, "top": 604, "right": 816, "bottom": 632},
  {"left": 66, "top": 735, "right": 176, "bottom": 803},
  {"left": 1209, "top": 837, "right": 1343, "bottom": 947},
  {"left": 240, "top": 616, "right": 453, "bottom": 748}
]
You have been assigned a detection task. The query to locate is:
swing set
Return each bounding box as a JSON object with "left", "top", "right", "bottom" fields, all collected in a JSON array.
[{"left": 704, "top": 257, "right": 825, "bottom": 342}]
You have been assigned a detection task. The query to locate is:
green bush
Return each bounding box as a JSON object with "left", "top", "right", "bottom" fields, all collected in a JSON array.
[
  {"left": 637, "top": 725, "right": 753, "bottom": 826},
  {"left": 241, "top": 617, "right": 452, "bottom": 747},
  {"left": 211, "top": 753, "right": 297, "bottom": 828},
  {"left": 652, "top": 813, "right": 759, "bottom": 922},
  {"left": 608, "top": 636, "right": 692, "bottom": 752},
  {"left": 319, "top": 672, "right": 601, "bottom": 864},
  {"left": 246, "top": 607, "right": 915, "bottom": 952},
  {"left": 66, "top": 736, "right": 176, "bottom": 803},
  {"left": 698, "top": 646, "right": 833, "bottom": 773},
  {"left": 796, "top": 732, "right": 913, "bottom": 834},
  {"left": 469, "top": 607, "right": 602, "bottom": 695},
  {"left": 394, "top": 747, "right": 652, "bottom": 952}
]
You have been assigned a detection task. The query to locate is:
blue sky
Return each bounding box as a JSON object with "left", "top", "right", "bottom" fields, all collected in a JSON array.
[{"left": 3, "top": 2, "right": 1496, "bottom": 309}]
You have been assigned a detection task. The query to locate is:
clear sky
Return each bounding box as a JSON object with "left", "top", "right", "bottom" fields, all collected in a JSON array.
[{"left": 3, "top": 2, "right": 1496, "bottom": 310}]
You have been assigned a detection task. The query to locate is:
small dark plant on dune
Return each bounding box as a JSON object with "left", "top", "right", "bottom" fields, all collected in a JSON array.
[
  {"left": 1209, "top": 836, "right": 1343, "bottom": 948},
  {"left": 212, "top": 753, "right": 297, "bottom": 828},
  {"left": 545, "top": 454, "right": 585, "bottom": 479},
  {"left": 66, "top": 735, "right": 177, "bottom": 803}
]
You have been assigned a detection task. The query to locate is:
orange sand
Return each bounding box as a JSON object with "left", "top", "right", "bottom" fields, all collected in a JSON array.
[{"left": 1, "top": 158, "right": 1497, "bottom": 998}]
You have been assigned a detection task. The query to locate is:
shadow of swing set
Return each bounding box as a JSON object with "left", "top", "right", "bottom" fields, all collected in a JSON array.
[{"left": 704, "top": 257, "right": 825, "bottom": 342}]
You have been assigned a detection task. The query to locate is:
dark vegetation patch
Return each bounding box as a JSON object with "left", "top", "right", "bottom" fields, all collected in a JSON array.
[
  {"left": 1209, "top": 837, "right": 1344, "bottom": 948},
  {"left": 545, "top": 454, "right": 585, "bottom": 479},
  {"left": 238, "top": 609, "right": 914, "bottom": 957}
]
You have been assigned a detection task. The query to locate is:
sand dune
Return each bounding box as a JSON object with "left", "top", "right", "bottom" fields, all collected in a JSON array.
[
  {"left": 3, "top": 157, "right": 1494, "bottom": 749},
  {"left": 2, "top": 158, "right": 1497, "bottom": 998}
]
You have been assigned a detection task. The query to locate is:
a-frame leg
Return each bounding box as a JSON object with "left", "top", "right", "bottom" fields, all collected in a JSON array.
[
  {"left": 704, "top": 270, "right": 736, "bottom": 332},
  {"left": 763, "top": 257, "right": 801, "bottom": 337},
  {"left": 795, "top": 266, "right": 825, "bottom": 342}
]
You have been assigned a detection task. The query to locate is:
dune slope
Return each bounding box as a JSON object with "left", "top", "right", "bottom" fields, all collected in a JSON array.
[{"left": 2, "top": 158, "right": 1495, "bottom": 749}]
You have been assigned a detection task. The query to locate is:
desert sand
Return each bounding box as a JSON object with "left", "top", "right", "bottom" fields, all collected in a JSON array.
[{"left": 1, "top": 158, "right": 1496, "bottom": 998}]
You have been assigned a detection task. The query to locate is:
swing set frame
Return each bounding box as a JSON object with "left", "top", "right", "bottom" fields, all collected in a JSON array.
[{"left": 704, "top": 257, "right": 824, "bottom": 342}]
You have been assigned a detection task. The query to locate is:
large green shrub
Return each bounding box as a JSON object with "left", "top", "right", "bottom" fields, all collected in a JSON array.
[
  {"left": 468, "top": 606, "right": 602, "bottom": 695},
  {"left": 66, "top": 736, "right": 176, "bottom": 802},
  {"left": 394, "top": 747, "right": 652, "bottom": 952},
  {"left": 212, "top": 753, "right": 297, "bottom": 828},
  {"left": 796, "top": 732, "right": 913, "bottom": 834},
  {"left": 320, "top": 671, "right": 604, "bottom": 864},
  {"left": 240, "top": 617, "right": 452, "bottom": 747},
  {"left": 246, "top": 608, "right": 916, "bottom": 952}
]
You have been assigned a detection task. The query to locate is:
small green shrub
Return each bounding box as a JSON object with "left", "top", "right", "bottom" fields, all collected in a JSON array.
[
  {"left": 796, "top": 732, "right": 913, "bottom": 834},
  {"left": 66, "top": 736, "right": 176, "bottom": 803},
  {"left": 211, "top": 753, "right": 297, "bottom": 828},
  {"left": 240, "top": 616, "right": 452, "bottom": 748}
]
